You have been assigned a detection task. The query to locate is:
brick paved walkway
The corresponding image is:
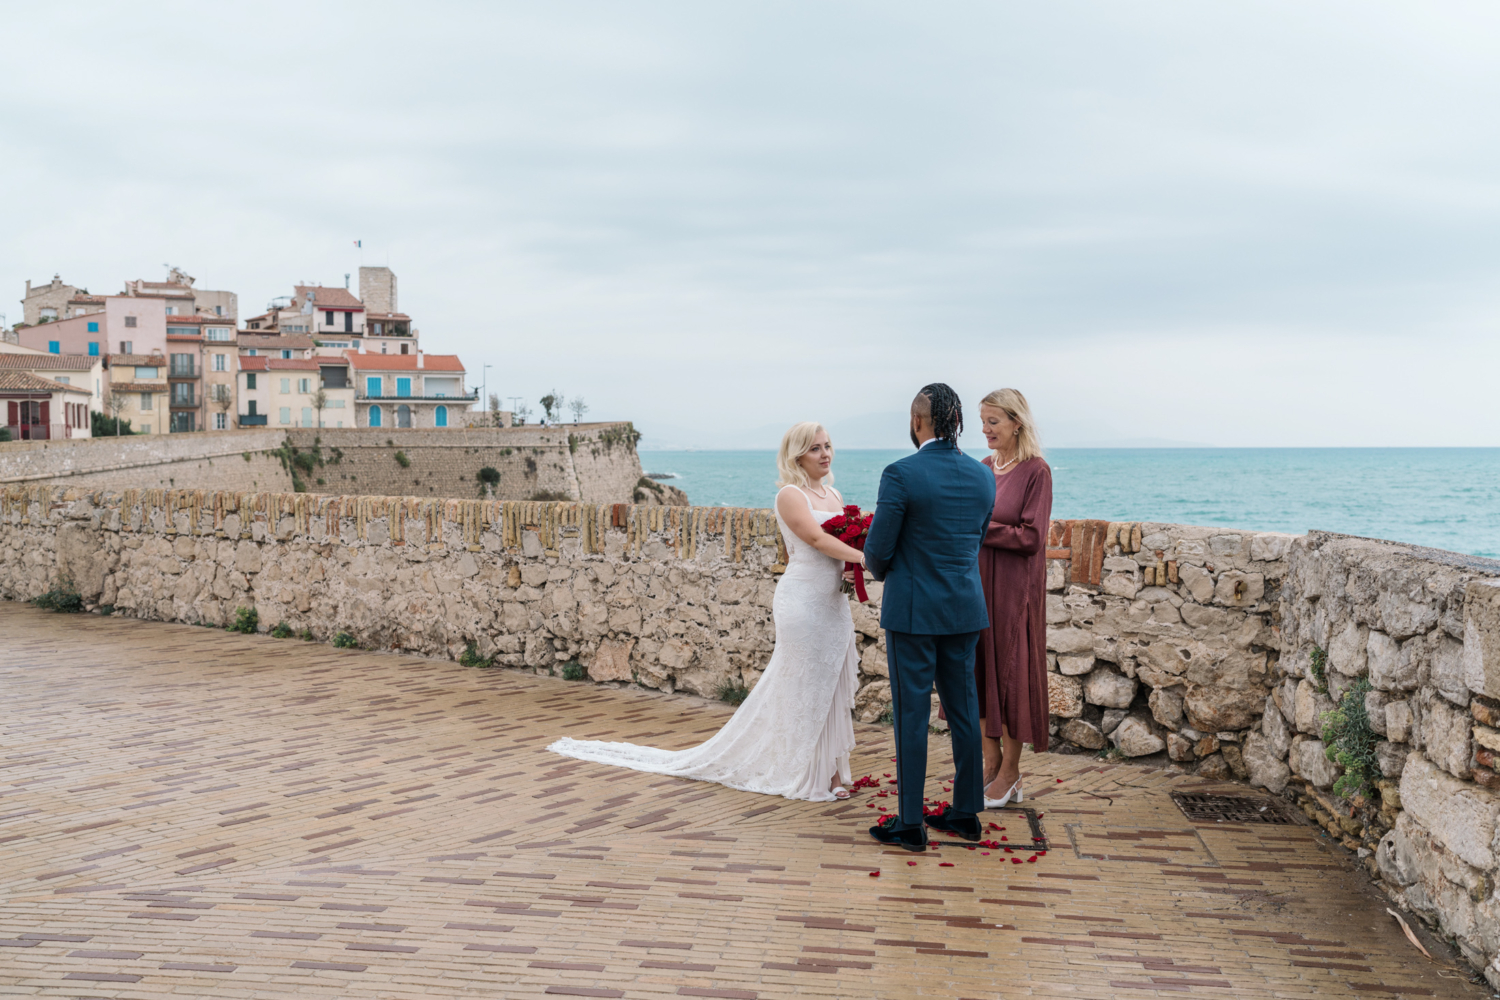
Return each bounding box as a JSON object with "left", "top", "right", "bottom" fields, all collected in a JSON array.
[{"left": 0, "top": 603, "right": 1483, "bottom": 999}]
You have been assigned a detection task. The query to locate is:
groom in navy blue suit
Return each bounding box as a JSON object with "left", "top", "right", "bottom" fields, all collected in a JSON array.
[{"left": 862, "top": 384, "right": 996, "bottom": 850}]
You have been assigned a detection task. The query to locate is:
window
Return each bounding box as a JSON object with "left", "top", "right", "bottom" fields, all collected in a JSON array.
[
  {"left": 140, "top": 392, "right": 153, "bottom": 409},
  {"left": 397, "top": 404, "right": 412, "bottom": 428},
  {"left": 298, "top": 378, "right": 310, "bottom": 394},
  {"left": 372, "top": 323, "right": 383, "bottom": 335},
  {"left": 435, "top": 405, "right": 448, "bottom": 428},
  {"left": 247, "top": 348, "right": 257, "bottom": 356},
  {"left": 325, "top": 311, "right": 334, "bottom": 325},
  {"left": 141, "top": 423, "right": 151, "bottom": 434},
  {"left": 55, "top": 376, "right": 70, "bottom": 385},
  {"left": 280, "top": 378, "right": 290, "bottom": 393},
  {"left": 88, "top": 342, "right": 99, "bottom": 356},
  {"left": 213, "top": 354, "right": 226, "bottom": 372},
  {"left": 245, "top": 373, "right": 256, "bottom": 390},
  {"left": 214, "top": 412, "right": 227, "bottom": 430},
  {"left": 279, "top": 407, "right": 291, "bottom": 425},
  {"left": 400, "top": 343, "right": 409, "bottom": 355},
  {"left": 169, "top": 354, "right": 195, "bottom": 377},
  {"left": 167, "top": 327, "right": 196, "bottom": 337},
  {"left": 344, "top": 311, "right": 353, "bottom": 333},
  {"left": 166, "top": 306, "right": 177, "bottom": 316},
  {"left": 248, "top": 400, "right": 258, "bottom": 415},
  {"left": 170, "top": 411, "right": 194, "bottom": 432},
  {"left": 396, "top": 377, "right": 411, "bottom": 397},
  {"left": 369, "top": 404, "right": 382, "bottom": 427},
  {"left": 48, "top": 341, "right": 60, "bottom": 354},
  {"left": 40, "top": 307, "right": 57, "bottom": 320},
  {"left": 124, "top": 316, "right": 137, "bottom": 328},
  {"left": 171, "top": 383, "right": 195, "bottom": 406},
  {"left": 205, "top": 328, "right": 231, "bottom": 341},
  {"left": 136, "top": 366, "right": 158, "bottom": 379},
  {"left": 281, "top": 349, "right": 291, "bottom": 359},
  {"left": 87, "top": 321, "right": 99, "bottom": 333},
  {"left": 302, "top": 407, "right": 312, "bottom": 427},
  {"left": 120, "top": 340, "right": 133, "bottom": 354},
  {"left": 329, "top": 398, "right": 345, "bottom": 408},
  {"left": 381, "top": 345, "right": 387, "bottom": 354},
  {"left": 215, "top": 305, "right": 224, "bottom": 317},
  {"left": 366, "top": 376, "right": 382, "bottom": 397}
]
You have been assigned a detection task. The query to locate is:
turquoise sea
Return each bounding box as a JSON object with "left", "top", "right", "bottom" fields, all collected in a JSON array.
[{"left": 638, "top": 448, "right": 1500, "bottom": 560}]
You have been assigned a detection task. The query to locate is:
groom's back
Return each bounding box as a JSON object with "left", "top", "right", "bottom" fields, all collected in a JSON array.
[{"left": 865, "top": 442, "right": 995, "bottom": 635}]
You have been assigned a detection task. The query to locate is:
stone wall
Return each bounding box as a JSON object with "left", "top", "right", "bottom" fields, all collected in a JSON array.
[
  {"left": 280, "top": 424, "right": 647, "bottom": 505},
  {"left": 1255, "top": 532, "right": 1500, "bottom": 985},
  {"left": 1, "top": 423, "right": 651, "bottom": 507},
  {"left": 0, "top": 428, "right": 292, "bottom": 492}
]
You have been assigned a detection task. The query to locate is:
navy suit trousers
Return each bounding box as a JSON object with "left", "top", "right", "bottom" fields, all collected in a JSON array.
[{"left": 885, "top": 629, "right": 984, "bottom": 827}]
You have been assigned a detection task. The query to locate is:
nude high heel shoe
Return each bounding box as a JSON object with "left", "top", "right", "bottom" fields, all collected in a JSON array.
[{"left": 983, "top": 778, "right": 1023, "bottom": 810}]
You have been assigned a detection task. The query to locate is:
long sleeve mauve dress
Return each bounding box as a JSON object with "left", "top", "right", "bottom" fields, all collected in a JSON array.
[{"left": 975, "top": 456, "right": 1053, "bottom": 749}]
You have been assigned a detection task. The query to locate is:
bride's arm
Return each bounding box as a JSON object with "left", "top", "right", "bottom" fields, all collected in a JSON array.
[{"left": 776, "top": 488, "right": 866, "bottom": 564}]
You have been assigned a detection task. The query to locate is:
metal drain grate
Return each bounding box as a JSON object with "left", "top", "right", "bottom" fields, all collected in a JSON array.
[
  {"left": 1171, "top": 792, "right": 1296, "bottom": 825},
  {"left": 1020, "top": 807, "right": 1048, "bottom": 851}
]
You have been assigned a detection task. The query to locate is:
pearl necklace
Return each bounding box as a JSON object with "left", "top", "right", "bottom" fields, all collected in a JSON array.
[
  {"left": 993, "top": 455, "right": 1018, "bottom": 476},
  {"left": 807, "top": 484, "right": 832, "bottom": 500}
]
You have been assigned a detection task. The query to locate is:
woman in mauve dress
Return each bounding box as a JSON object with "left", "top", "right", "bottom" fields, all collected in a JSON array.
[{"left": 974, "top": 388, "right": 1052, "bottom": 808}]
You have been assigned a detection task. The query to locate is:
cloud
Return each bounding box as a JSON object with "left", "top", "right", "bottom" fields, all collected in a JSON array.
[{"left": 3, "top": 0, "right": 1498, "bottom": 449}]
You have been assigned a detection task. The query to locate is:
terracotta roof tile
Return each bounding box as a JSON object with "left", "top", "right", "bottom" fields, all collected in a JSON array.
[
  {"left": 107, "top": 354, "right": 167, "bottom": 366},
  {"left": 0, "top": 370, "right": 90, "bottom": 393},
  {"left": 343, "top": 351, "right": 465, "bottom": 373},
  {"left": 238, "top": 333, "right": 315, "bottom": 350},
  {"left": 293, "top": 285, "right": 364, "bottom": 310},
  {"left": 239, "top": 356, "right": 323, "bottom": 372},
  {"left": 0, "top": 355, "right": 98, "bottom": 371},
  {"left": 108, "top": 381, "right": 168, "bottom": 393}
]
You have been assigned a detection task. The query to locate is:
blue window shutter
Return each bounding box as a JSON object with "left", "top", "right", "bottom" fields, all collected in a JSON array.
[
  {"left": 435, "top": 406, "right": 448, "bottom": 427},
  {"left": 49, "top": 341, "right": 60, "bottom": 354},
  {"left": 88, "top": 342, "right": 99, "bottom": 356},
  {"left": 369, "top": 405, "right": 382, "bottom": 427},
  {"left": 87, "top": 321, "right": 99, "bottom": 333},
  {"left": 367, "top": 376, "right": 381, "bottom": 397},
  {"left": 396, "top": 377, "right": 411, "bottom": 397}
]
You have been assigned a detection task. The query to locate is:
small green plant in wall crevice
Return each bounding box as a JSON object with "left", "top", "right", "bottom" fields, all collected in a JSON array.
[
  {"left": 394, "top": 450, "right": 410, "bottom": 468},
  {"left": 270, "top": 621, "right": 294, "bottom": 639},
  {"left": 1309, "top": 645, "right": 1328, "bottom": 694},
  {"left": 332, "top": 631, "right": 358, "bottom": 649},
  {"left": 228, "top": 606, "right": 259, "bottom": 634},
  {"left": 1321, "top": 677, "right": 1379, "bottom": 800}
]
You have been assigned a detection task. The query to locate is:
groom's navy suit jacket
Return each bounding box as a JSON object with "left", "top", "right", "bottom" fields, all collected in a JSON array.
[{"left": 864, "top": 439, "right": 995, "bottom": 635}]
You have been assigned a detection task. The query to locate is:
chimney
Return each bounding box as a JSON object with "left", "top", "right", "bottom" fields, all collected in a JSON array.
[
  {"left": 358, "top": 339, "right": 366, "bottom": 354},
  {"left": 416, "top": 349, "right": 424, "bottom": 369}
]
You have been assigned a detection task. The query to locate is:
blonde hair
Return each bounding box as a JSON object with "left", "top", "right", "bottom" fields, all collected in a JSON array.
[
  {"left": 980, "top": 388, "right": 1043, "bottom": 465},
  {"left": 776, "top": 421, "right": 834, "bottom": 489}
]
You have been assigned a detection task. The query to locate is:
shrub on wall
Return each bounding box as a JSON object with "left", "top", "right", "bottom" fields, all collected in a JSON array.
[
  {"left": 227, "top": 606, "right": 259, "bottom": 634},
  {"left": 31, "top": 582, "right": 83, "bottom": 613},
  {"left": 394, "top": 451, "right": 410, "bottom": 468},
  {"left": 1321, "top": 677, "right": 1378, "bottom": 800},
  {"left": 332, "top": 631, "right": 357, "bottom": 649}
]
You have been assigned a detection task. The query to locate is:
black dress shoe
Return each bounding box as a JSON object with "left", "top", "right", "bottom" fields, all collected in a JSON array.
[
  {"left": 923, "top": 806, "right": 981, "bottom": 842},
  {"left": 868, "top": 820, "right": 928, "bottom": 852}
]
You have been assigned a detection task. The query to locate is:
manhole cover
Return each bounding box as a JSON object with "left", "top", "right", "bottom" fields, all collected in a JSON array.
[{"left": 1170, "top": 792, "right": 1296, "bottom": 825}]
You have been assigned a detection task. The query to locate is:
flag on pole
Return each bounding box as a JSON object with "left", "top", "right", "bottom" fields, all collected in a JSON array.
[{"left": 353, "top": 240, "right": 362, "bottom": 248}]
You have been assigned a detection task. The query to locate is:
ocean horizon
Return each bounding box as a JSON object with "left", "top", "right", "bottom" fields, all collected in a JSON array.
[{"left": 638, "top": 447, "right": 1500, "bottom": 560}]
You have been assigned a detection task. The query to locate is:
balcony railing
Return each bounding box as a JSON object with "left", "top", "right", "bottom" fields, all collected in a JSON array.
[
  {"left": 169, "top": 363, "right": 197, "bottom": 378},
  {"left": 355, "top": 390, "right": 479, "bottom": 402},
  {"left": 239, "top": 414, "right": 268, "bottom": 426},
  {"left": 171, "top": 391, "right": 196, "bottom": 408}
]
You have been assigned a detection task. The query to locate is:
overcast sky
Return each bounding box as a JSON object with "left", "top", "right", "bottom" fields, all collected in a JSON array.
[{"left": 3, "top": 1, "right": 1498, "bottom": 449}]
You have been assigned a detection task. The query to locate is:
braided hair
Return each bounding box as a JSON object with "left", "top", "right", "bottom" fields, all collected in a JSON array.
[{"left": 919, "top": 382, "right": 964, "bottom": 445}]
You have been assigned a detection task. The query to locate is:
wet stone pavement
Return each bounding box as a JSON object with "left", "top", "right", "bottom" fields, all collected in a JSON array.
[{"left": 0, "top": 603, "right": 1486, "bottom": 999}]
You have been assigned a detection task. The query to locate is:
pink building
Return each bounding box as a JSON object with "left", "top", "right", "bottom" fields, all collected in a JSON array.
[{"left": 15, "top": 296, "right": 167, "bottom": 359}]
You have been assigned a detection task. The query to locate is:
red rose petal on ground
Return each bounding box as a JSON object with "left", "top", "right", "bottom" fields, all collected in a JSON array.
[
  {"left": 1027, "top": 856, "right": 1037, "bottom": 863},
  {"left": 1011, "top": 858, "right": 1022, "bottom": 864},
  {"left": 981, "top": 851, "right": 990, "bottom": 855},
  {"left": 939, "top": 862, "right": 954, "bottom": 867},
  {"left": 869, "top": 871, "right": 880, "bottom": 877},
  {"left": 907, "top": 861, "right": 917, "bottom": 866}
]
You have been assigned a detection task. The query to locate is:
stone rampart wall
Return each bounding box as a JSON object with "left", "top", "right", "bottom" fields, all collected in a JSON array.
[
  {"left": 1, "top": 423, "right": 648, "bottom": 506},
  {"left": 280, "top": 424, "right": 645, "bottom": 504},
  {"left": 1255, "top": 533, "right": 1500, "bottom": 985},
  {"left": 0, "top": 428, "right": 293, "bottom": 493}
]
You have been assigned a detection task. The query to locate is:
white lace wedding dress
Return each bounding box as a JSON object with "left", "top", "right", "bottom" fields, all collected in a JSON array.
[{"left": 547, "top": 486, "right": 859, "bottom": 802}]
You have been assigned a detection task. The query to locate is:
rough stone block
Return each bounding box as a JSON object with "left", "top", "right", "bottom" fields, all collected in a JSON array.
[
  {"left": 1292, "top": 740, "right": 1338, "bottom": 789},
  {"left": 1473, "top": 696, "right": 1500, "bottom": 728},
  {"left": 1213, "top": 571, "right": 1264, "bottom": 607},
  {"left": 1386, "top": 700, "right": 1413, "bottom": 743},
  {"left": 1242, "top": 731, "right": 1290, "bottom": 793},
  {"left": 1101, "top": 709, "right": 1128, "bottom": 735},
  {"left": 1110, "top": 715, "right": 1164, "bottom": 757},
  {"left": 1261, "top": 695, "right": 1292, "bottom": 758},
  {"left": 1399, "top": 754, "right": 1500, "bottom": 870},
  {"left": 1328, "top": 622, "right": 1367, "bottom": 677},
  {"left": 1294, "top": 680, "right": 1336, "bottom": 735},
  {"left": 1178, "top": 564, "right": 1214, "bottom": 603},
  {"left": 1431, "top": 633, "right": 1469, "bottom": 706},
  {"left": 1464, "top": 580, "right": 1500, "bottom": 701},
  {"left": 1047, "top": 674, "right": 1083, "bottom": 719},
  {"left": 588, "top": 638, "right": 636, "bottom": 682},
  {"left": 1149, "top": 687, "right": 1184, "bottom": 729},
  {"left": 1368, "top": 630, "right": 1416, "bottom": 691},
  {"left": 1057, "top": 654, "right": 1095, "bottom": 676},
  {"left": 1167, "top": 732, "right": 1196, "bottom": 761},
  {"left": 1046, "top": 627, "right": 1095, "bottom": 655},
  {"left": 1185, "top": 685, "right": 1263, "bottom": 733},
  {"left": 1422, "top": 695, "right": 1473, "bottom": 779},
  {"left": 1365, "top": 689, "right": 1390, "bottom": 735},
  {"left": 1474, "top": 726, "right": 1500, "bottom": 754},
  {"left": 1083, "top": 668, "right": 1137, "bottom": 709},
  {"left": 1376, "top": 741, "right": 1409, "bottom": 779},
  {"left": 860, "top": 643, "right": 888, "bottom": 678},
  {"left": 1059, "top": 718, "right": 1105, "bottom": 750},
  {"left": 1196, "top": 753, "right": 1231, "bottom": 779}
]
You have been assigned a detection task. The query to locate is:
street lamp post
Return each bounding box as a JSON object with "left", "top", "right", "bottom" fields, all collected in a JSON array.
[{"left": 481, "top": 364, "right": 492, "bottom": 425}]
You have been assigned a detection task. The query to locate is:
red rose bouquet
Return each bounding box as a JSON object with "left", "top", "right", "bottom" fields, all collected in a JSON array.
[{"left": 822, "top": 504, "right": 874, "bottom": 602}]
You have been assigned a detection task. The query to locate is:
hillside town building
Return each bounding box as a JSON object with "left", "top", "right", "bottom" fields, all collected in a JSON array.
[
  {"left": 238, "top": 355, "right": 354, "bottom": 429},
  {"left": 104, "top": 353, "right": 170, "bottom": 436},
  {"left": 347, "top": 350, "right": 471, "bottom": 428}
]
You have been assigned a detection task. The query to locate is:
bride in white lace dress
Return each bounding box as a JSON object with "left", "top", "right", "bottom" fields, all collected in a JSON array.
[{"left": 548, "top": 422, "right": 869, "bottom": 802}]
